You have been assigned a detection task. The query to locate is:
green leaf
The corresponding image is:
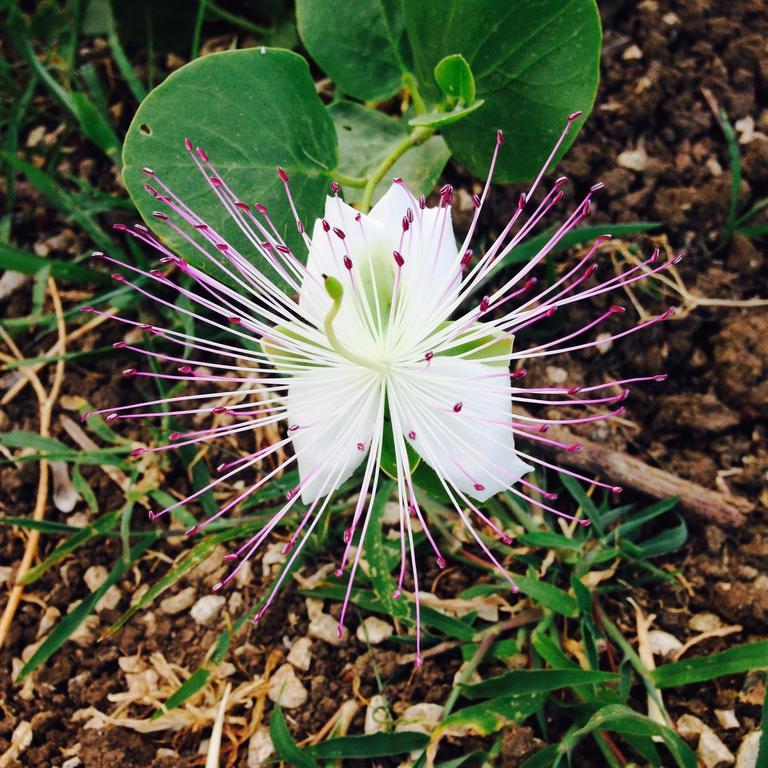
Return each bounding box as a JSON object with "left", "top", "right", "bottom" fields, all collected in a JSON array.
[
  {"left": 652, "top": 641, "right": 768, "bottom": 689},
  {"left": 296, "top": 0, "right": 409, "bottom": 101},
  {"left": 380, "top": 424, "right": 420, "bottom": 479},
  {"left": 17, "top": 528, "right": 158, "bottom": 680},
  {"left": 408, "top": 100, "right": 486, "bottom": 129},
  {"left": 329, "top": 101, "right": 450, "bottom": 206},
  {"left": 518, "top": 531, "right": 579, "bottom": 550},
  {"left": 20, "top": 508, "right": 122, "bottom": 585},
  {"left": 435, "top": 693, "right": 545, "bottom": 737},
  {"left": 300, "top": 585, "right": 476, "bottom": 641},
  {"left": 463, "top": 668, "right": 619, "bottom": 699},
  {"left": 0, "top": 242, "right": 111, "bottom": 285},
  {"left": 305, "top": 732, "right": 429, "bottom": 759},
  {"left": 519, "top": 745, "right": 560, "bottom": 768},
  {"left": 103, "top": 529, "right": 242, "bottom": 638},
  {"left": 434, "top": 54, "right": 476, "bottom": 104},
  {"left": 513, "top": 572, "right": 578, "bottom": 617},
  {"left": 365, "top": 480, "right": 411, "bottom": 625},
  {"left": 71, "top": 91, "right": 121, "bottom": 159},
  {"left": 270, "top": 705, "right": 320, "bottom": 768},
  {"left": 403, "top": 0, "right": 602, "bottom": 182},
  {"left": 0, "top": 431, "right": 69, "bottom": 453},
  {"left": 122, "top": 48, "right": 338, "bottom": 284},
  {"left": 568, "top": 704, "right": 697, "bottom": 768}
]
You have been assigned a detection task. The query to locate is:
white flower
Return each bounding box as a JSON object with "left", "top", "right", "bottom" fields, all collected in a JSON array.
[{"left": 86, "top": 114, "right": 674, "bottom": 664}]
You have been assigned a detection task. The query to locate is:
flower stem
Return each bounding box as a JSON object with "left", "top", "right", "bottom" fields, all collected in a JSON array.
[
  {"left": 332, "top": 170, "right": 368, "bottom": 189},
  {"left": 359, "top": 125, "right": 434, "bottom": 214}
]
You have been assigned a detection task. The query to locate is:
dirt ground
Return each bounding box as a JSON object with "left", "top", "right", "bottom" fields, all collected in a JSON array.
[{"left": 1, "top": 0, "right": 767, "bottom": 765}]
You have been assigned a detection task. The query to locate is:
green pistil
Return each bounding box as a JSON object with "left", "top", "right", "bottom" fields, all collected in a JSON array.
[{"left": 323, "top": 275, "right": 385, "bottom": 373}]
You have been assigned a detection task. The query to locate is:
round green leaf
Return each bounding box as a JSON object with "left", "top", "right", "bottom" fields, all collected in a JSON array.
[
  {"left": 296, "top": 0, "right": 410, "bottom": 101},
  {"left": 403, "top": 0, "right": 602, "bottom": 182},
  {"left": 434, "top": 53, "right": 476, "bottom": 104},
  {"left": 123, "top": 48, "right": 338, "bottom": 281}
]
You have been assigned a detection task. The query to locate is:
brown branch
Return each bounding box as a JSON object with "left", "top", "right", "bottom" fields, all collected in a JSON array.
[{"left": 536, "top": 417, "right": 751, "bottom": 528}]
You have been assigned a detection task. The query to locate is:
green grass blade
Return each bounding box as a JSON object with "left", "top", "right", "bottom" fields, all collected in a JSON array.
[
  {"left": 513, "top": 573, "right": 578, "bottom": 618},
  {"left": 20, "top": 508, "right": 122, "bottom": 585},
  {"left": 305, "top": 732, "right": 429, "bottom": 759},
  {"left": 569, "top": 704, "right": 697, "bottom": 768},
  {"left": 462, "top": 669, "right": 619, "bottom": 700},
  {"left": 0, "top": 243, "right": 113, "bottom": 285},
  {"left": 102, "top": 528, "right": 243, "bottom": 638},
  {"left": 270, "top": 705, "right": 321, "bottom": 768},
  {"left": 17, "top": 530, "right": 159, "bottom": 680},
  {"left": 653, "top": 641, "right": 768, "bottom": 688}
]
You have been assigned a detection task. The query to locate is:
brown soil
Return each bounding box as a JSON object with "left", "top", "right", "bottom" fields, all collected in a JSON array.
[{"left": 2, "top": 0, "right": 767, "bottom": 766}]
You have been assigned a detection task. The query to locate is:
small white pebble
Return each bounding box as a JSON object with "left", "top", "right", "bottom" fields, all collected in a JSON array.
[
  {"left": 190, "top": 594, "right": 226, "bottom": 625},
  {"left": 234, "top": 559, "right": 252, "bottom": 588},
  {"left": 37, "top": 606, "right": 61, "bottom": 638},
  {"left": 286, "top": 637, "right": 313, "bottom": 671},
  {"left": 356, "top": 616, "right": 394, "bottom": 645},
  {"left": 62, "top": 758, "right": 83, "bottom": 768},
  {"left": 268, "top": 663, "right": 308, "bottom": 709},
  {"left": 617, "top": 145, "right": 649, "bottom": 172},
  {"left": 247, "top": 728, "right": 274, "bottom": 767},
  {"left": 308, "top": 612, "right": 348, "bottom": 645},
  {"left": 698, "top": 729, "right": 735, "bottom": 768},
  {"left": 382, "top": 501, "right": 401, "bottom": 526},
  {"left": 735, "top": 730, "right": 762, "bottom": 768},
  {"left": 707, "top": 157, "right": 724, "bottom": 177},
  {"left": 83, "top": 565, "right": 108, "bottom": 592},
  {"left": 735, "top": 116, "right": 755, "bottom": 145},
  {"left": 228, "top": 591, "right": 243, "bottom": 613},
  {"left": 51, "top": 460, "right": 80, "bottom": 513},
  {"left": 647, "top": 629, "right": 683, "bottom": 657},
  {"left": 395, "top": 703, "right": 445, "bottom": 736},
  {"left": 715, "top": 709, "right": 740, "bottom": 730},
  {"left": 365, "top": 694, "right": 390, "bottom": 735},
  {"left": 662, "top": 11, "right": 680, "bottom": 24},
  {"left": 689, "top": 612, "right": 723, "bottom": 633},
  {"left": 545, "top": 365, "right": 569, "bottom": 385},
  {"left": 305, "top": 597, "right": 324, "bottom": 621},
  {"left": 622, "top": 44, "right": 643, "bottom": 60},
  {"left": 677, "top": 713, "right": 710, "bottom": 742},
  {"left": 595, "top": 332, "right": 614, "bottom": 355},
  {"left": 262, "top": 542, "right": 286, "bottom": 578},
  {"left": 160, "top": 586, "right": 197, "bottom": 615}
]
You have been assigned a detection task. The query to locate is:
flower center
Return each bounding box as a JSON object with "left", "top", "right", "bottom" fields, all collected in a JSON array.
[{"left": 322, "top": 275, "right": 390, "bottom": 375}]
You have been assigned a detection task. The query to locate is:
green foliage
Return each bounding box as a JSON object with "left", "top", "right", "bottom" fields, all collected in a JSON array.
[
  {"left": 329, "top": 101, "right": 451, "bottom": 205},
  {"left": 123, "top": 48, "right": 338, "bottom": 278},
  {"left": 296, "top": 0, "right": 409, "bottom": 101},
  {"left": 402, "top": 0, "right": 601, "bottom": 180}
]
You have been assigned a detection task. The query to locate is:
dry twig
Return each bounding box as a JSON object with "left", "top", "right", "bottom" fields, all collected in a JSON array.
[{"left": 0, "top": 278, "right": 66, "bottom": 649}]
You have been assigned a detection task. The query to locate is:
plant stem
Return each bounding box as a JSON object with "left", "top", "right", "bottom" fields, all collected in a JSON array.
[
  {"left": 332, "top": 170, "right": 368, "bottom": 189},
  {"left": 360, "top": 125, "right": 434, "bottom": 214},
  {"left": 207, "top": 1, "right": 272, "bottom": 35},
  {"left": 403, "top": 71, "right": 428, "bottom": 115},
  {"left": 191, "top": 0, "right": 208, "bottom": 61}
]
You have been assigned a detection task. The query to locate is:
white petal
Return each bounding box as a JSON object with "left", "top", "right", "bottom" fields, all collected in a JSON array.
[
  {"left": 286, "top": 365, "right": 382, "bottom": 503},
  {"left": 389, "top": 357, "right": 531, "bottom": 501},
  {"left": 370, "top": 183, "right": 460, "bottom": 333},
  {"left": 300, "top": 196, "right": 394, "bottom": 352}
]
